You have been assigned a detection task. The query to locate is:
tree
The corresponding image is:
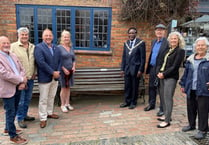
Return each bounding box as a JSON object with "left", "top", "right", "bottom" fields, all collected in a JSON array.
[{"left": 120, "top": 0, "right": 199, "bottom": 25}]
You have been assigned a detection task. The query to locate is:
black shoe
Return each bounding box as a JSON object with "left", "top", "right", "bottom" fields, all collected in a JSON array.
[
  {"left": 24, "top": 116, "right": 35, "bottom": 121},
  {"left": 182, "top": 126, "right": 195, "bottom": 132},
  {"left": 129, "top": 104, "right": 136, "bottom": 109},
  {"left": 120, "top": 103, "right": 129, "bottom": 108},
  {"left": 18, "top": 120, "right": 27, "bottom": 128},
  {"left": 144, "top": 105, "right": 155, "bottom": 111},
  {"left": 157, "top": 111, "right": 164, "bottom": 117},
  {"left": 194, "top": 131, "right": 207, "bottom": 139}
]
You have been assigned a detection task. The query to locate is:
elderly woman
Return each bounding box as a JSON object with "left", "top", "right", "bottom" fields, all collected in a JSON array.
[
  {"left": 58, "top": 30, "right": 76, "bottom": 113},
  {"left": 156, "top": 31, "right": 185, "bottom": 128},
  {"left": 179, "top": 37, "right": 209, "bottom": 139}
]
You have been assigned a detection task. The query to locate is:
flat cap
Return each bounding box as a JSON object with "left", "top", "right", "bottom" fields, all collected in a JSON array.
[{"left": 155, "top": 24, "right": 166, "bottom": 29}]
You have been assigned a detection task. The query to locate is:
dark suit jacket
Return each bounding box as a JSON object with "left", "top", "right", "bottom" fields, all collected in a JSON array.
[
  {"left": 34, "top": 42, "right": 61, "bottom": 83},
  {"left": 146, "top": 37, "right": 169, "bottom": 74},
  {"left": 121, "top": 38, "right": 146, "bottom": 76}
]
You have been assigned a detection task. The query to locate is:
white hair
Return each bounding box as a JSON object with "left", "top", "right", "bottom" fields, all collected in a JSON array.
[
  {"left": 193, "top": 37, "right": 209, "bottom": 48},
  {"left": 17, "top": 27, "right": 29, "bottom": 35},
  {"left": 167, "top": 31, "right": 185, "bottom": 49}
]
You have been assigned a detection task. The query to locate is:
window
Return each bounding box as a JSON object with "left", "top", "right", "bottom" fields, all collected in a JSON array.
[
  {"left": 18, "top": 7, "right": 34, "bottom": 43},
  {"left": 94, "top": 10, "right": 108, "bottom": 48},
  {"left": 37, "top": 8, "right": 52, "bottom": 43},
  {"left": 56, "top": 9, "right": 71, "bottom": 43},
  {"left": 16, "top": 5, "right": 112, "bottom": 51},
  {"left": 75, "top": 9, "right": 90, "bottom": 48}
]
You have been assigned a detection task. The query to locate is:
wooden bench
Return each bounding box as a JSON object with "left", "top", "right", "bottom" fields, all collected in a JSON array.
[
  {"left": 32, "top": 67, "right": 146, "bottom": 104},
  {"left": 33, "top": 79, "right": 39, "bottom": 94},
  {"left": 70, "top": 67, "right": 146, "bottom": 101}
]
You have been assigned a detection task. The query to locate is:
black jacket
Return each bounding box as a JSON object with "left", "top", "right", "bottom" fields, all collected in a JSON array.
[
  {"left": 157, "top": 47, "right": 185, "bottom": 80},
  {"left": 121, "top": 38, "right": 146, "bottom": 76}
]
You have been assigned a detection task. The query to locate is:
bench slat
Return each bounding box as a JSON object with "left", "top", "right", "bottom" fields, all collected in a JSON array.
[
  {"left": 74, "top": 81, "right": 124, "bottom": 85},
  {"left": 71, "top": 87, "right": 124, "bottom": 91},
  {"left": 74, "top": 71, "right": 120, "bottom": 75},
  {"left": 75, "top": 68, "right": 121, "bottom": 72},
  {"left": 74, "top": 74, "right": 121, "bottom": 79},
  {"left": 75, "top": 78, "right": 123, "bottom": 82}
]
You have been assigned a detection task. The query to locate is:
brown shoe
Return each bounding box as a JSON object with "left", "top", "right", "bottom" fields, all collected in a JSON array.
[
  {"left": 40, "top": 121, "right": 47, "bottom": 128},
  {"left": 10, "top": 135, "right": 28, "bottom": 144},
  {"left": 3, "top": 129, "right": 23, "bottom": 136},
  {"left": 47, "top": 114, "right": 59, "bottom": 119}
]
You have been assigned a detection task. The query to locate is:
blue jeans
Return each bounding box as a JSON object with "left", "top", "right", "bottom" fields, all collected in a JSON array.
[
  {"left": 3, "top": 88, "right": 21, "bottom": 138},
  {"left": 16, "top": 79, "right": 34, "bottom": 121}
]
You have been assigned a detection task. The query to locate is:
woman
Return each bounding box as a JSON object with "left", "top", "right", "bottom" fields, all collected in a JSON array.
[
  {"left": 179, "top": 37, "right": 209, "bottom": 139},
  {"left": 156, "top": 31, "right": 185, "bottom": 128},
  {"left": 58, "top": 30, "right": 76, "bottom": 113}
]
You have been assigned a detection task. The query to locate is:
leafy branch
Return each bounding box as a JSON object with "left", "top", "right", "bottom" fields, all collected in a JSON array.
[{"left": 120, "top": 0, "right": 199, "bottom": 25}]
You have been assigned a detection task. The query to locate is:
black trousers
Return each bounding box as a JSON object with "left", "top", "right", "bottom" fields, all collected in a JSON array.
[
  {"left": 124, "top": 74, "right": 140, "bottom": 105},
  {"left": 197, "top": 95, "right": 209, "bottom": 132},
  {"left": 186, "top": 90, "right": 198, "bottom": 128},
  {"left": 148, "top": 66, "right": 163, "bottom": 111}
]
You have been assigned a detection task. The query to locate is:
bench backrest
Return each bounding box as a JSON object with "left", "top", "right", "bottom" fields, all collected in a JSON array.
[{"left": 71, "top": 67, "right": 124, "bottom": 92}]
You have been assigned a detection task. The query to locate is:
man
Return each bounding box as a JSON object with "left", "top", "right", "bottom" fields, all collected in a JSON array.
[
  {"left": 0, "top": 36, "right": 28, "bottom": 144},
  {"left": 11, "top": 27, "right": 36, "bottom": 128},
  {"left": 120, "top": 27, "right": 146, "bottom": 109},
  {"left": 144, "top": 24, "right": 168, "bottom": 117},
  {"left": 34, "top": 28, "right": 61, "bottom": 128}
]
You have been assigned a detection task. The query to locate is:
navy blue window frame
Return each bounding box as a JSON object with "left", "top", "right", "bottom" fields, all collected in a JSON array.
[{"left": 16, "top": 4, "right": 112, "bottom": 51}]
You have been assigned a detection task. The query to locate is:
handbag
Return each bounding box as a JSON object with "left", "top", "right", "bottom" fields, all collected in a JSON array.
[{"left": 154, "top": 77, "right": 159, "bottom": 87}]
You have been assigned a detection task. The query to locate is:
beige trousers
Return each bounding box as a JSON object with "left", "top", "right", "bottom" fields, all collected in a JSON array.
[{"left": 38, "top": 80, "right": 58, "bottom": 121}]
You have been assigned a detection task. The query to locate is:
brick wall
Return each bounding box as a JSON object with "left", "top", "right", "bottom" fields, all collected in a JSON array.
[{"left": 0, "top": 0, "right": 155, "bottom": 69}]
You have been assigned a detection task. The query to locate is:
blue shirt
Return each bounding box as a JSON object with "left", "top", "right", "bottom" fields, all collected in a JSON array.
[
  {"left": 192, "top": 58, "right": 205, "bottom": 90},
  {"left": 0, "top": 51, "right": 19, "bottom": 75},
  {"left": 150, "top": 39, "right": 162, "bottom": 66}
]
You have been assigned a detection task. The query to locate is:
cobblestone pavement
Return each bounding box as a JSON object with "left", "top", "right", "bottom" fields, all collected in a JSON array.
[{"left": 0, "top": 69, "right": 207, "bottom": 145}]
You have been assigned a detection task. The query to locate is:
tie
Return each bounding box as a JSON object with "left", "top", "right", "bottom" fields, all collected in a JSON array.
[
  {"left": 49, "top": 48, "right": 54, "bottom": 56},
  {"left": 129, "top": 41, "right": 133, "bottom": 48}
]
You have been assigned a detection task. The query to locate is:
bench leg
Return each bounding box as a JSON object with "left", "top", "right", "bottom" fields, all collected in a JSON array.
[
  {"left": 55, "top": 85, "right": 61, "bottom": 106},
  {"left": 138, "top": 89, "right": 145, "bottom": 104}
]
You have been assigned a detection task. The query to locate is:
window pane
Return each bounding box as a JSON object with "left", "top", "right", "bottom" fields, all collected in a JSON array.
[
  {"left": 93, "top": 10, "right": 108, "bottom": 48},
  {"left": 75, "top": 10, "right": 90, "bottom": 47},
  {"left": 19, "top": 7, "right": 34, "bottom": 43},
  {"left": 37, "top": 8, "right": 52, "bottom": 43},
  {"left": 56, "top": 9, "right": 71, "bottom": 43}
]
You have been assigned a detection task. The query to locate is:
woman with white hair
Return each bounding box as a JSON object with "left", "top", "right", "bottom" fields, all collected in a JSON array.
[
  {"left": 179, "top": 37, "right": 209, "bottom": 139},
  {"left": 156, "top": 31, "right": 185, "bottom": 128}
]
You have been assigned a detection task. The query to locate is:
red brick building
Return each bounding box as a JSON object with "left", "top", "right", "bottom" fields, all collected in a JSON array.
[{"left": 0, "top": 0, "right": 154, "bottom": 68}]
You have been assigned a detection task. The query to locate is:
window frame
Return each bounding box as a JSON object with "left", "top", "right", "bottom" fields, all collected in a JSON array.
[{"left": 16, "top": 4, "right": 112, "bottom": 51}]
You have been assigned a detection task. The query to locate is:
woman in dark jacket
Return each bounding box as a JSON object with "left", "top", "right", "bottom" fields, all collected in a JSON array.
[
  {"left": 156, "top": 31, "right": 185, "bottom": 128},
  {"left": 179, "top": 37, "right": 209, "bottom": 139}
]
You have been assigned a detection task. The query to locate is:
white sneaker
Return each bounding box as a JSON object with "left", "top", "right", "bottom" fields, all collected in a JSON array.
[
  {"left": 66, "top": 104, "right": 74, "bottom": 111},
  {"left": 61, "top": 106, "right": 68, "bottom": 113}
]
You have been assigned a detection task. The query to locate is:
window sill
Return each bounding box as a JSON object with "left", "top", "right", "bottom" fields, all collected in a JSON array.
[{"left": 74, "top": 50, "right": 113, "bottom": 56}]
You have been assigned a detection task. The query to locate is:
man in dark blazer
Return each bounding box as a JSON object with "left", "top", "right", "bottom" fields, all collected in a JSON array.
[
  {"left": 34, "top": 28, "right": 61, "bottom": 128},
  {"left": 120, "top": 27, "right": 146, "bottom": 109},
  {"left": 144, "top": 24, "right": 169, "bottom": 116}
]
